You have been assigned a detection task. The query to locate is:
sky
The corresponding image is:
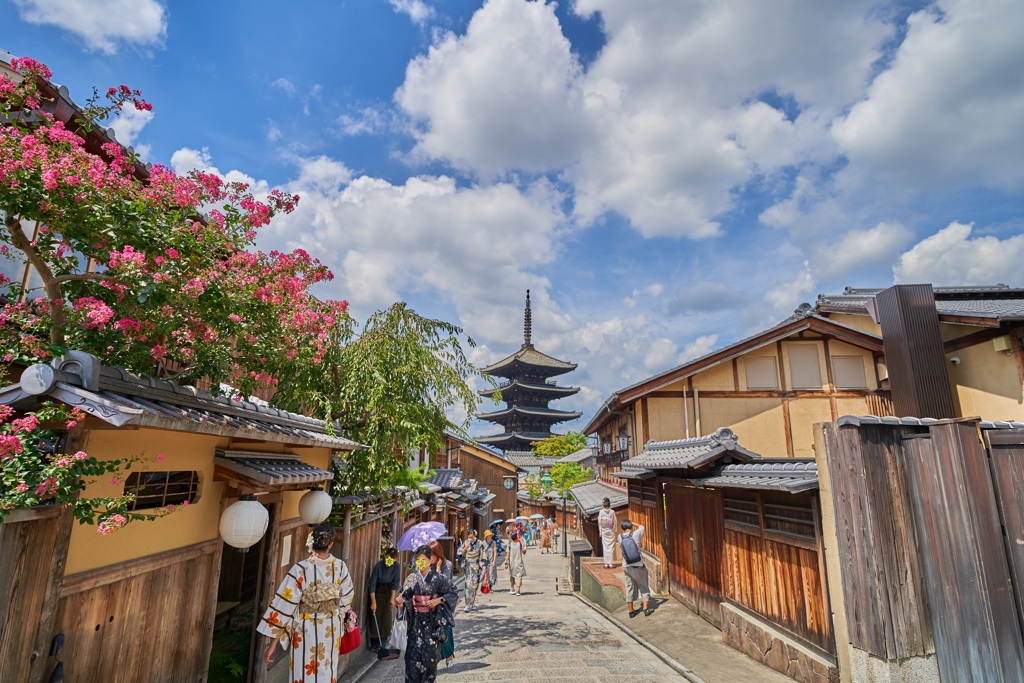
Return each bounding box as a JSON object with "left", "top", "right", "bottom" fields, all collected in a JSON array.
[{"left": 3, "top": 0, "right": 1024, "bottom": 437}]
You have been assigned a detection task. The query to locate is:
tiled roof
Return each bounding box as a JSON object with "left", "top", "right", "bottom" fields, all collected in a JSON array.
[
  {"left": 817, "top": 285, "right": 1024, "bottom": 321},
  {"left": 837, "top": 415, "right": 1024, "bottom": 429},
  {"left": 480, "top": 379, "right": 579, "bottom": 399},
  {"left": 624, "top": 427, "right": 759, "bottom": 472},
  {"left": 481, "top": 344, "right": 577, "bottom": 377},
  {"left": 569, "top": 480, "right": 629, "bottom": 515},
  {"left": 477, "top": 431, "right": 557, "bottom": 447},
  {"left": 477, "top": 405, "right": 583, "bottom": 422},
  {"left": 500, "top": 451, "right": 559, "bottom": 469},
  {"left": 692, "top": 460, "right": 818, "bottom": 493},
  {"left": 2, "top": 353, "right": 365, "bottom": 451},
  {"left": 558, "top": 446, "right": 597, "bottom": 463},
  {"left": 428, "top": 468, "right": 464, "bottom": 491},
  {"left": 214, "top": 450, "right": 333, "bottom": 487}
]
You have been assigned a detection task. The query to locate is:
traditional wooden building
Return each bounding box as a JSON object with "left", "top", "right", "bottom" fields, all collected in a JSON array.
[
  {"left": 428, "top": 433, "right": 519, "bottom": 527},
  {"left": 0, "top": 353, "right": 364, "bottom": 683},
  {"left": 477, "top": 291, "right": 581, "bottom": 451},
  {"left": 568, "top": 479, "right": 628, "bottom": 556}
]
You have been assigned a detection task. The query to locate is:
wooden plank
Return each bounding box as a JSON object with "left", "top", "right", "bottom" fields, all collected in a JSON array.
[
  {"left": 823, "top": 339, "right": 838, "bottom": 420},
  {"left": 641, "top": 397, "right": 650, "bottom": 444},
  {"left": 943, "top": 326, "right": 1008, "bottom": 353},
  {"left": 251, "top": 501, "right": 283, "bottom": 683},
  {"left": 732, "top": 359, "right": 740, "bottom": 391},
  {"left": 904, "top": 424, "right": 1024, "bottom": 682},
  {"left": 986, "top": 429, "right": 1024, "bottom": 632}
]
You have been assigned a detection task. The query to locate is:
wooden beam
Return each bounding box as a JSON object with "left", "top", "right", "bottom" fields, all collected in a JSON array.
[
  {"left": 641, "top": 397, "right": 650, "bottom": 444},
  {"left": 61, "top": 539, "right": 220, "bottom": 596},
  {"left": 251, "top": 501, "right": 283, "bottom": 683},
  {"left": 781, "top": 397, "right": 795, "bottom": 457},
  {"left": 823, "top": 339, "right": 838, "bottom": 421},
  {"left": 1011, "top": 330, "right": 1024, "bottom": 391},
  {"left": 198, "top": 539, "right": 224, "bottom": 683},
  {"left": 943, "top": 327, "right": 1008, "bottom": 353},
  {"left": 732, "top": 359, "right": 740, "bottom": 391},
  {"left": 689, "top": 389, "right": 883, "bottom": 399}
]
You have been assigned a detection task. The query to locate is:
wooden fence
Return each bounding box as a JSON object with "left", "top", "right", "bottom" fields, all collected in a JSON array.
[
  {"left": 0, "top": 506, "right": 73, "bottom": 683},
  {"left": 824, "top": 420, "right": 1024, "bottom": 682}
]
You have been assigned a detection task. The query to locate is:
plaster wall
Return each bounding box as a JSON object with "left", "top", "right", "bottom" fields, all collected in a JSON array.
[
  {"left": 693, "top": 362, "right": 735, "bottom": 391},
  {"left": 835, "top": 397, "right": 872, "bottom": 418},
  {"left": 847, "top": 649, "right": 940, "bottom": 683},
  {"left": 699, "top": 397, "right": 788, "bottom": 457},
  {"left": 647, "top": 395, "right": 694, "bottom": 442},
  {"left": 827, "top": 314, "right": 882, "bottom": 337},
  {"left": 788, "top": 399, "right": 833, "bottom": 458},
  {"left": 946, "top": 339, "right": 1023, "bottom": 421}
]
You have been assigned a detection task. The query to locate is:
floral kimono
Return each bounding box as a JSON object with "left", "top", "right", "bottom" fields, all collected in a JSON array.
[
  {"left": 258, "top": 554, "right": 355, "bottom": 683},
  {"left": 460, "top": 538, "right": 487, "bottom": 608},
  {"left": 400, "top": 568, "right": 459, "bottom": 683}
]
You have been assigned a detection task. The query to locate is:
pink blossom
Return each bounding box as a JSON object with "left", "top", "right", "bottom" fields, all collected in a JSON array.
[
  {"left": 15, "top": 483, "right": 28, "bottom": 494},
  {"left": 0, "top": 434, "right": 23, "bottom": 459},
  {"left": 155, "top": 453, "right": 165, "bottom": 462},
  {"left": 165, "top": 248, "right": 179, "bottom": 259},
  {"left": 34, "top": 477, "right": 57, "bottom": 498},
  {"left": 73, "top": 451, "right": 88, "bottom": 461},
  {"left": 110, "top": 477, "right": 120, "bottom": 486},
  {"left": 97, "top": 514, "right": 127, "bottom": 535},
  {"left": 11, "top": 415, "right": 38, "bottom": 433},
  {"left": 54, "top": 457, "right": 72, "bottom": 468}
]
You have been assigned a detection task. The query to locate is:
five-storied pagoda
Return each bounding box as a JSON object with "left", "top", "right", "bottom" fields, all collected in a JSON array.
[{"left": 477, "top": 291, "right": 581, "bottom": 451}]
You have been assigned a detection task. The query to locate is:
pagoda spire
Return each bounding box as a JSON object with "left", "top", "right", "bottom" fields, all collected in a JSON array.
[{"left": 524, "top": 289, "right": 532, "bottom": 347}]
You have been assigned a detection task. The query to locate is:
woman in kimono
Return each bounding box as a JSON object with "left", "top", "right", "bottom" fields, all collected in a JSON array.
[
  {"left": 367, "top": 546, "right": 401, "bottom": 660},
  {"left": 504, "top": 529, "right": 527, "bottom": 595},
  {"left": 539, "top": 518, "right": 552, "bottom": 554},
  {"left": 483, "top": 529, "right": 499, "bottom": 590},
  {"left": 598, "top": 497, "right": 618, "bottom": 568},
  {"left": 395, "top": 545, "right": 460, "bottom": 683},
  {"left": 428, "top": 540, "right": 456, "bottom": 668},
  {"left": 458, "top": 529, "right": 487, "bottom": 611},
  {"left": 260, "top": 522, "right": 355, "bottom": 682}
]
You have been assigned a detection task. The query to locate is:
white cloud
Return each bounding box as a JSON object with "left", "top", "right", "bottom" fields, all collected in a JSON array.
[
  {"left": 644, "top": 338, "right": 678, "bottom": 372},
  {"left": 894, "top": 221, "right": 1024, "bottom": 285},
  {"left": 107, "top": 101, "right": 153, "bottom": 159},
  {"left": 397, "top": 0, "right": 588, "bottom": 176},
  {"left": 14, "top": 0, "right": 166, "bottom": 53},
  {"left": 812, "top": 221, "right": 914, "bottom": 278},
  {"left": 679, "top": 335, "right": 719, "bottom": 363},
  {"left": 764, "top": 262, "right": 815, "bottom": 318},
  {"left": 266, "top": 122, "right": 282, "bottom": 142},
  {"left": 271, "top": 78, "right": 296, "bottom": 95},
  {"left": 338, "top": 107, "right": 389, "bottom": 136},
  {"left": 390, "top": 0, "right": 434, "bottom": 25},
  {"left": 833, "top": 0, "right": 1024, "bottom": 191}
]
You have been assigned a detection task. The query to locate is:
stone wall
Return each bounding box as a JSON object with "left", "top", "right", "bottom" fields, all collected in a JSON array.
[{"left": 721, "top": 603, "right": 838, "bottom": 683}]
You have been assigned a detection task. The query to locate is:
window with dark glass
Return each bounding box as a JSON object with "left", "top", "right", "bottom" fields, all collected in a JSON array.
[{"left": 124, "top": 470, "right": 199, "bottom": 510}]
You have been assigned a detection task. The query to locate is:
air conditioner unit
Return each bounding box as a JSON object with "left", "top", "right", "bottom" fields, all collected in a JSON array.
[{"left": 993, "top": 336, "right": 1013, "bottom": 353}]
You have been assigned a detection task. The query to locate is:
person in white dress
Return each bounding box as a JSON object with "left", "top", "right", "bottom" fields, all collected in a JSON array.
[{"left": 597, "top": 498, "right": 617, "bottom": 568}]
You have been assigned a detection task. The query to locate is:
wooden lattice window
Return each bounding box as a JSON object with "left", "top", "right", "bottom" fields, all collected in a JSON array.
[
  {"left": 763, "top": 502, "right": 816, "bottom": 542},
  {"left": 124, "top": 470, "right": 199, "bottom": 510},
  {"left": 641, "top": 480, "right": 658, "bottom": 508},
  {"left": 723, "top": 496, "right": 760, "bottom": 532}
]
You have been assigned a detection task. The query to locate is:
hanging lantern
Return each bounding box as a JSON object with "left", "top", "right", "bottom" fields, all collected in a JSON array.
[
  {"left": 298, "top": 487, "right": 333, "bottom": 524},
  {"left": 219, "top": 495, "right": 269, "bottom": 550}
]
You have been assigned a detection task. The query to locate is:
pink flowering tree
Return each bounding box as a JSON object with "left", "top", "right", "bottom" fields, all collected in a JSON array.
[
  {"left": 0, "top": 402, "right": 178, "bottom": 527},
  {"left": 0, "top": 56, "right": 347, "bottom": 397}
]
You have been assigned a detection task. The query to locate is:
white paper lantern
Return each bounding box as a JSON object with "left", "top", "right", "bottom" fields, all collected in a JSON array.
[
  {"left": 219, "top": 496, "right": 269, "bottom": 550},
  {"left": 298, "top": 487, "right": 333, "bottom": 524}
]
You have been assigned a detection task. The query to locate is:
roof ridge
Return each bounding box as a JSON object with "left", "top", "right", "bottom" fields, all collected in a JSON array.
[{"left": 646, "top": 426, "right": 736, "bottom": 450}]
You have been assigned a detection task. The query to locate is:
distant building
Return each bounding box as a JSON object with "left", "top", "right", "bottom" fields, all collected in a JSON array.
[{"left": 477, "top": 290, "right": 581, "bottom": 451}]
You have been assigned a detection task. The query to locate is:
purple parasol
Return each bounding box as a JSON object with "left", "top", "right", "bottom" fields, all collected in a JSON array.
[{"left": 397, "top": 521, "right": 447, "bottom": 552}]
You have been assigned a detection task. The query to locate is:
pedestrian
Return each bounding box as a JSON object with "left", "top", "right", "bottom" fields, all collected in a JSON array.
[
  {"left": 367, "top": 546, "right": 401, "bottom": 660},
  {"left": 259, "top": 522, "right": 355, "bottom": 682},
  {"left": 504, "top": 528, "right": 527, "bottom": 595},
  {"left": 598, "top": 497, "right": 617, "bottom": 568},
  {"left": 550, "top": 516, "right": 559, "bottom": 552},
  {"left": 395, "top": 545, "right": 460, "bottom": 683},
  {"left": 428, "top": 540, "right": 456, "bottom": 668},
  {"left": 523, "top": 522, "right": 533, "bottom": 547},
  {"left": 459, "top": 529, "right": 486, "bottom": 611},
  {"left": 540, "top": 517, "right": 552, "bottom": 554},
  {"left": 483, "top": 529, "right": 499, "bottom": 590},
  {"left": 618, "top": 519, "right": 653, "bottom": 617}
]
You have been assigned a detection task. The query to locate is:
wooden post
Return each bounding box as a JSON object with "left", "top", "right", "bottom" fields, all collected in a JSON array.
[
  {"left": 342, "top": 505, "right": 353, "bottom": 564},
  {"left": 198, "top": 540, "right": 224, "bottom": 683},
  {"left": 250, "top": 501, "right": 282, "bottom": 683}
]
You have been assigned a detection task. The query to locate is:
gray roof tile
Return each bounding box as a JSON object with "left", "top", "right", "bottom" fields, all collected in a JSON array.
[
  {"left": 692, "top": 460, "right": 818, "bottom": 493},
  {"left": 817, "top": 285, "right": 1024, "bottom": 320},
  {"left": 557, "top": 446, "right": 597, "bottom": 463},
  {"left": 569, "top": 480, "right": 629, "bottom": 515},
  {"left": 625, "top": 427, "right": 760, "bottom": 471}
]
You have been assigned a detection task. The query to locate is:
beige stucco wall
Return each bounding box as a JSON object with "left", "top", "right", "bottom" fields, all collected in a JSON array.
[
  {"left": 836, "top": 397, "right": 872, "bottom": 418},
  {"left": 946, "top": 336, "right": 1024, "bottom": 421},
  {"left": 647, "top": 395, "right": 694, "bottom": 442},
  {"left": 65, "top": 427, "right": 332, "bottom": 575},
  {"left": 828, "top": 313, "right": 882, "bottom": 337},
  {"left": 700, "top": 397, "right": 788, "bottom": 457},
  {"left": 788, "top": 398, "right": 833, "bottom": 457},
  {"left": 692, "top": 361, "right": 734, "bottom": 390}
]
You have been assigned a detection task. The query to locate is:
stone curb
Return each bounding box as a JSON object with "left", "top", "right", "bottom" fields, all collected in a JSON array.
[{"left": 573, "top": 590, "right": 707, "bottom": 683}]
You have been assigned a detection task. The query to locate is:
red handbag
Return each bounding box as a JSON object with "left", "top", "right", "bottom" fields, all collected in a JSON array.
[
  {"left": 339, "top": 612, "right": 361, "bottom": 655},
  {"left": 481, "top": 574, "right": 491, "bottom": 594}
]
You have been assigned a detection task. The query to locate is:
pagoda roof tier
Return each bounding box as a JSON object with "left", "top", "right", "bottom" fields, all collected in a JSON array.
[
  {"left": 480, "top": 379, "right": 579, "bottom": 399},
  {"left": 480, "top": 344, "right": 576, "bottom": 379},
  {"left": 477, "top": 405, "right": 583, "bottom": 424},
  {"left": 477, "top": 431, "right": 555, "bottom": 449}
]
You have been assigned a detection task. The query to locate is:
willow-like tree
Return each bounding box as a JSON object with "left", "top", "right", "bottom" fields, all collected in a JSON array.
[{"left": 275, "top": 302, "right": 491, "bottom": 494}]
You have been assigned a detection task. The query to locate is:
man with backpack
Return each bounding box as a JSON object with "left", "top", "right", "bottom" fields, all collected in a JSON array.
[{"left": 618, "top": 519, "right": 653, "bottom": 618}]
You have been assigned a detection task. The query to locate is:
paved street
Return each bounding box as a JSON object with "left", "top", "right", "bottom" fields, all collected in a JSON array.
[{"left": 351, "top": 546, "right": 691, "bottom": 683}]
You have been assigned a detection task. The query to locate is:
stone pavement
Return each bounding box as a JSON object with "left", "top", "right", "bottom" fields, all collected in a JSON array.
[{"left": 345, "top": 545, "right": 691, "bottom": 683}]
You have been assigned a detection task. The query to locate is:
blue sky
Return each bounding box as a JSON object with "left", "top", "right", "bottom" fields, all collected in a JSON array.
[{"left": 3, "top": 0, "right": 1023, "bottom": 436}]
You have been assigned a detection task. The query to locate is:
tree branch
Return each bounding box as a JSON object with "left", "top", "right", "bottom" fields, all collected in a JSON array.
[
  {"left": 4, "top": 215, "right": 65, "bottom": 346},
  {"left": 51, "top": 272, "right": 119, "bottom": 285}
]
